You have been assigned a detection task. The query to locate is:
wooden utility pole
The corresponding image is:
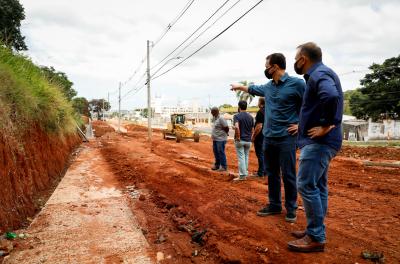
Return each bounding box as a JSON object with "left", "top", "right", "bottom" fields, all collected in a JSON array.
[
  {"left": 102, "top": 98, "right": 105, "bottom": 121},
  {"left": 107, "top": 92, "right": 109, "bottom": 121},
  {"left": 147, "top": 40, "right": 152, "bottom": 142}
]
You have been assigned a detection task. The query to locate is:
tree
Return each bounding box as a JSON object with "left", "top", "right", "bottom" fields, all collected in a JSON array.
[
  {"left": 89, "top": 99, "right": 111, "bottom": 120},
  {"left": 235, "top": 80, "right": 255, "bottom": 104},
  {"left": 219, "top": 104, "right": 233, "bottom": 108},
  {"left": 41, "top": 66, "right": 77, "bottom": 101},
  {"left": 72, "top": 97, "right": 90, "bottom": 117},
  {"left": 349, "top": 55, "right": 400, "bottom": 121},
  {"left": 343, "top": 90, "right": 361, "bottom": 116},
  {"left": 0, "top": 0, "right": 27, "bottom": 51}
]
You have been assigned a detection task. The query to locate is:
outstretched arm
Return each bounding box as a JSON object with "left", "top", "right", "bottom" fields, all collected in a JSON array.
[{"left": 230, "top": 83, "right": 249, "bottom": 93}]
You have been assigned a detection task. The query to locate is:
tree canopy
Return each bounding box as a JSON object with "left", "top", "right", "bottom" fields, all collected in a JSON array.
[
  {"left": 349, "top": 55, "right": 400, "bottom": 121},
  {"left": 89, "top": 99, "right": 111, "bottom": 120},
  {"left": 72, "top": 97, "right": 90, "bottom": 117},
  {"left": 0, "top": 0, "right": 27, "bottom": 51},
  {"left": 41, "top": 66, "right": 77, "bottom": 101}
]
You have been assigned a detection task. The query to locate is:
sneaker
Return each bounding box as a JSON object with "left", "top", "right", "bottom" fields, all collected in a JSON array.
[
  {"left": 257, "top": 206, "right": 282, "bottom": 216},
  {"left": 217, "top": 167, "right": 227, "bottom": 172},
  {"left": 285, "top": 211, "right": 297, "bottom": 223},
  {"left": 233, "top": 176, "right": 246, "bottom": 181}
]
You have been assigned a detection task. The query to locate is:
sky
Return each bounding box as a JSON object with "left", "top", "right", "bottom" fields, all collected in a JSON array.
[{"left": 20, "top": 0, "right": 400, "bottom": 110}]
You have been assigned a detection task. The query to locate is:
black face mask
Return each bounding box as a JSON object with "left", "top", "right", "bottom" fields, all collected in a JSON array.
[
  {"left": 264, "top": 68, "right": 273, "bottom": 79},
  {"left": 294, "top": 58, "right": 304, "bottom": 75}
]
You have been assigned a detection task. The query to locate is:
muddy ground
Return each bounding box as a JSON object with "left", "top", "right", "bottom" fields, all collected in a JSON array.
[{"left": 94, "top": 123, "right": 399, "bottom": 264}]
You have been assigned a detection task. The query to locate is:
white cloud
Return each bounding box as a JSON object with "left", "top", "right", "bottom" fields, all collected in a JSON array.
[{"left": 20, "top": 0, "right": 400, "bottom": 110}]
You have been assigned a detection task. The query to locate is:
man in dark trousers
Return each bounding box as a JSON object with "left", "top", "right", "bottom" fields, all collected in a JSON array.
[
  {"left": 231, "top": 53, "right": 305, "bottom": 223},
  {"left": 251, "top": 97, "right": 266, "bottom": 177},
  {"left": 288, "top": 42, "right": 343, "bottom": 252},
  {"left": 211, "top": 106, "right": 229, "bottom": 171}
]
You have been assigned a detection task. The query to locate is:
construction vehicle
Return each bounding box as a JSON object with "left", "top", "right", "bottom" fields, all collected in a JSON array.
[{"left": 162, "top": 114, "right": 200, "bottom": 143}]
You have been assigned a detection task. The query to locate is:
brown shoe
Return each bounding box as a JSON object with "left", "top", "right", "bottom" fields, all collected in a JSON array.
[
  {"left": 288, "top": 235, "right": 325, "bottom": 252},
  {"left": 291, "top": 230, "right": 306, "bottom": 239}
]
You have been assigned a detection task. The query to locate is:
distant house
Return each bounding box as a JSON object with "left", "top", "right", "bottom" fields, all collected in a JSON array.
[
  {"left": 367, "top": 119, "right": 400, "bottom": 140},
  {"left": 342, "top": 119, "right": 369, "bottom": 141}
]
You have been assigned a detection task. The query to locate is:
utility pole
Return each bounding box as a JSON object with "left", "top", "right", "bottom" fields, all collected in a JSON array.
[
  {"left": 208, "top": 94, "right": 211, "bottom": 126},
  {"left": 147, "top": 40, "right": 152, "bottom": 142},
  {"left": 118, "top": 82, "right": 121, "bottom": 133},
  {"left": 107, "top": 92, "right": 110, "bottom": 121},
  {"left": 102, "top": 97, "right": 105, "bottom": 121}
]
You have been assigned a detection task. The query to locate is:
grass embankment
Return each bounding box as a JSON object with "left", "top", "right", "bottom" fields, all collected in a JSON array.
[
  {"left": 0, "top": 45, "right": 80, "bottom": 231},
  {"left": 0, "top": 45, "right": 77, "bottom": 134}
]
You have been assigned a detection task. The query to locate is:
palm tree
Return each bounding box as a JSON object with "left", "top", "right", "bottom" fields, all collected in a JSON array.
[{"left": 235, "top": 80, "right": 255, "bottom": 104}]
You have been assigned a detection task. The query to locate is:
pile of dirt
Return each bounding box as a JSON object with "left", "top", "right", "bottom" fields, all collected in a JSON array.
[
  {"left": 92, "top": 120, "right": 115, "bottom": 137},
  {"left": 0, "top": 125, "right": 80, "bottom": 232},
  {"left": 339, "top": 145, "right": 400, "bottom": 161},
  {"left": 125, "top": 123, "right": 163, "bottom": 133}
]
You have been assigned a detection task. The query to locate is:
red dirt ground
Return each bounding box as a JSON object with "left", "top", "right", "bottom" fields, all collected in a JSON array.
[
  {"left": 96, "top": 123, "right": 400, "bottom": 264},
  {"left": 338, "top": 145, "right": 400, "bottom": 161},
  {"left": 0, "top": 124, "right": 80, "bottom": 233},
  {"left": 92, "top": 120, "right": 115, "bottom": 137}
]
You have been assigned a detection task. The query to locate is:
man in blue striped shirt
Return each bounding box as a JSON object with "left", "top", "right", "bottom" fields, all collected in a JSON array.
[{"left": 288, "top": 42, "right": 343, "bottom": 253}]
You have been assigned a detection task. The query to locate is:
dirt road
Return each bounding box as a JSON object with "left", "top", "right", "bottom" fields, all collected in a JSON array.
[
  {"left": 5, "top": 122, "right": 399, "bottom": 263},
  {"left": 96, "top": 123, "right": 399, "bottom": 263},
  {"left": 4, "top": 141, "right": 152, "bottom": 264}
]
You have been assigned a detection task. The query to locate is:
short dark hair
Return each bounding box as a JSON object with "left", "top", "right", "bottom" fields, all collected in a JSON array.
[
  {"left": 297, "top": 42, "right": 322, "bottom": 63},
  {"left": 238, "top": 100, "right": 247, "bottom": 110},
  {"left": 258, "top": 97, "right": 265, "bottom": 106},
  {"left": 266, "top": 53, "right": 286, "bottom": 69}
]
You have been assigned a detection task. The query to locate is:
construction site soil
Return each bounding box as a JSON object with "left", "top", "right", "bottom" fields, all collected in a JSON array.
[
  {"left": 95, "top": 122, "right": 399, "bottom": 263},
  {"left": 0, "top": 125, "right": 80, "bottom": 232}
]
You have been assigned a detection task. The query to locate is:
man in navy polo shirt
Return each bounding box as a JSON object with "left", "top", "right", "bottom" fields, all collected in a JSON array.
[
  {"left": 288, "top": 42, "right": 343, "bottom": 253},
  {"left": 231, "top": 53, "right": 305, "bottom": 223}
]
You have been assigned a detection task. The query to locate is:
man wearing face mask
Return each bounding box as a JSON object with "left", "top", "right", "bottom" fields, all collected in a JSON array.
[
  {"left": 230, "top": 53, "right": 305, "bottom": 223},
  {"left": 287, "top": 42, "right": 343, "bottom": 253}
]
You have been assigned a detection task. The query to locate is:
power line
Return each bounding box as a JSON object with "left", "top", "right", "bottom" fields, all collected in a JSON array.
[
  {"left": 152, "top": 0, "right": 242, "bottom": 78},
  {"left": 121, "top": 55, "right": 147, "bottom": 87},
  {"left": 152, "top": 0, "right": 196, "bottom": 48},
  {"left": 152, "top": 0, "right": 264, "bottom": 81},
  {"left": 151, "top": 0, "right": 232, "bottom": 71},
  {"left": 121, "top": 84, "right": 147, "bottom": 103},
  {"left": 339, "top": 69, "right": 370, "bottom": 76},
  {"left": 120, "top": 0, "right": 195, "bottom": 87},
  {"left": 122, "top": 72, "right": 147, "bottom": 99}
]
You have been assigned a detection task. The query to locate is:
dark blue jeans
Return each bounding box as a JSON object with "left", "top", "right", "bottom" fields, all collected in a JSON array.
[
  {"left": 297, "top": 143, "right": 337, "bottom": 243},
  {"left": 263, "top": 135, "right": 297, "bottom": 212},
  {"left": 213, "top": 140, "right": 227, "bottom": 169},
  {"left": 254, "top": 139, "right": 265, "bottom": 176}
]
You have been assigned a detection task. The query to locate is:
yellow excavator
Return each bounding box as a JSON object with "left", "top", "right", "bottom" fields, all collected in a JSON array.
[{"left": 162, "top": 114, "right": 200, "bottom": 143}]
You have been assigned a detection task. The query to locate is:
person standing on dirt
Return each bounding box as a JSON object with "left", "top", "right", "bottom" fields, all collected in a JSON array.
[
  {"left": 287, "top": 42, "right": 343, "bottom": 253},
  {"left": 251, "top": 97, "right": 266, "bottom": 177},
  {"left": 232, "top": 100, "right": 254, "bottom": 181},
  {"left": 211, "top": 107, "right": 229, "bottom": 171},
  {"left": 230, "top": 53, "right": 305, "bottom": 223}
]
